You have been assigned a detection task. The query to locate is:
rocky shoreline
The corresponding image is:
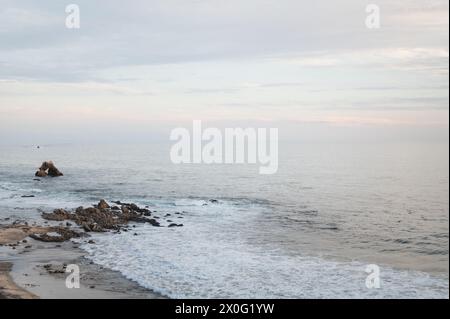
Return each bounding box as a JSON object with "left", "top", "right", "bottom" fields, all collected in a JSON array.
[
  {"left": 0, "top": 199, "right": 182, "bottom": 299},
  {"left": 2, "top": 199, "right": 184, "bottom": 244},
  {"left": 40, "top": 199, "right": 183, "bottom": 234}
]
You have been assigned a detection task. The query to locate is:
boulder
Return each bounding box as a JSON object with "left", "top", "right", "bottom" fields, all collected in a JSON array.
[
  {"left": 147, "top": 219, "right": 161, "bottom": 227},
  {"left": 35, "top": 161, "right": 63, "bottom": 177}
]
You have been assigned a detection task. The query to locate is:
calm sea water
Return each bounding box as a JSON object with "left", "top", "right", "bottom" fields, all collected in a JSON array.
[{"left": 0, "top": 142, "right": 448, "bottom": 298}]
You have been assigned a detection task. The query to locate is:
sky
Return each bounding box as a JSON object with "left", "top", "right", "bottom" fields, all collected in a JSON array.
[{"left": 0, "top": 0, "right": 448, "bottom": 144}]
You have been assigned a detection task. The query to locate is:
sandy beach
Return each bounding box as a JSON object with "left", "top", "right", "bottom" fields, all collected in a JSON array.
[{"left": 0, "top": 209, "right": 164, "bottom": 299}]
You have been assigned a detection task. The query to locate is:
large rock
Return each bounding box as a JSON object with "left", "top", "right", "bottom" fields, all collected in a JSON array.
[
  {"left": 29, "top": 227, "right": 81, "bottom": 242},
  {"left": 35, "top": 161, "right": 63, "bottom": 177},
  {"left": 41, "top": 201, "right": 163, "bottom": 232}
]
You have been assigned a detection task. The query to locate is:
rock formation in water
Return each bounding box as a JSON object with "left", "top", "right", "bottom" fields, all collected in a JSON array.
[
  {"left": 41, "top": 200, "right": 164, "bottom": 233},
  {"left": 35, "top": 161, "right": 63, "bottom": 177}
]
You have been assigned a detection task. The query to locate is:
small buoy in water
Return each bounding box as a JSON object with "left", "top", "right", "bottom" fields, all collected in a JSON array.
[{"left": 37, "top": 146, "right": 40, "bottom": 149}]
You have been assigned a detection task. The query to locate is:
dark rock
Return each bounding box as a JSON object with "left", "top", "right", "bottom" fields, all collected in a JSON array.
[
  {"left": 42, "top": 209, "right": 72, "bottom": 221},
  {"left": 147, "top": 219, "right": 161, "bottom": 227},
  {"left": 29, "top": 227, "right": 82, "bottom": 242},
  {"left": 43, "top": 264, "right": 66, "bottom": 274},
  {"left": 129, "top": 203, "right": 139, "bottom": 211},
  {"left": 82, "top": 223, "right": 92, "bottom": 232},
  {"left": 40, "top": 201, "right": 169, "bottom": 233},
  {"left": 35, "top": 161, "right": 63, "bottom": 177},
  {"left": 97, "top": 199, "right": 110, "bottom": 210}
]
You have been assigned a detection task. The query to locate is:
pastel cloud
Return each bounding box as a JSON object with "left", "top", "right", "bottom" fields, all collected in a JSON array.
[{"left": 0, "top": 0, "right": 448, "bottom": 144}]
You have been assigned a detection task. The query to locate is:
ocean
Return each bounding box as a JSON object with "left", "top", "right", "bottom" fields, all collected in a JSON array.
[{"left": 0, "top": 141, "right": 448, "bottom": 298}]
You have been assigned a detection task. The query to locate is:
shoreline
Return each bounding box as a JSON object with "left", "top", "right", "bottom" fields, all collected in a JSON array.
[
  {"left": 0, "top": 262, "right": 37, "bottom": 299},
  {"left": 0, "top": 205, "right": 166, "bottom": 299},
  {"left": 0, "top": 229, "right": 164, "bottom": 299}
]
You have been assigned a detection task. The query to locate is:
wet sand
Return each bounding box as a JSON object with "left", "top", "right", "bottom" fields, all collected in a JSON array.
[
  {"left": 0, "top": 224, "right": 163, "bottom": 299},
  {"left": 0, "top": 262, "right": 37, "bottom": 299}
]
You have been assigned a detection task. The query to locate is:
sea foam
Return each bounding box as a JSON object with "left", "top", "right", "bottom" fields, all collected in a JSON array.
[{"left": 81, "top": 198, "right": 449, "bottom": 299}]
